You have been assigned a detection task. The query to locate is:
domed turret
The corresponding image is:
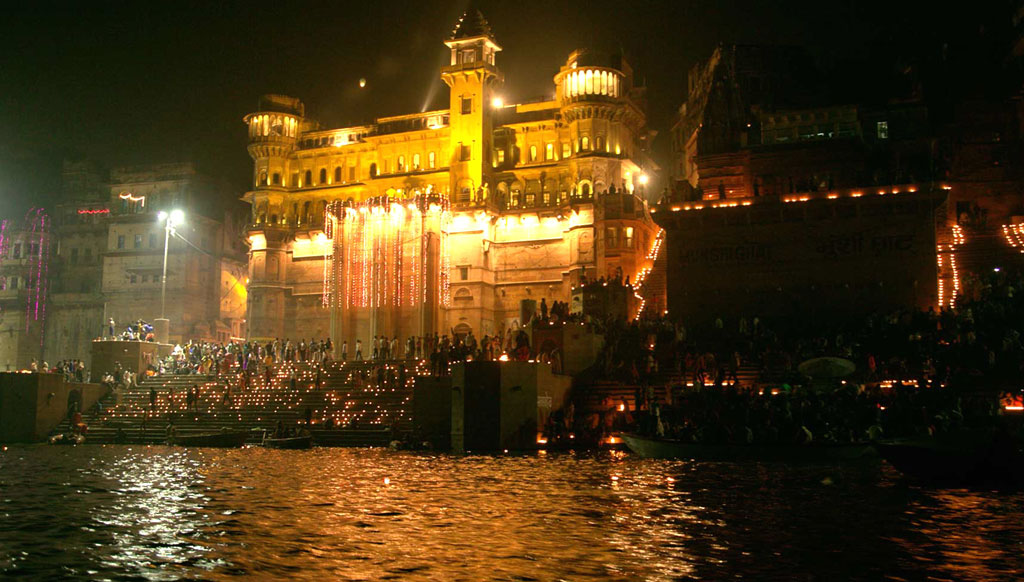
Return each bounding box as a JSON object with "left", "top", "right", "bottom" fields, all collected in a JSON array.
[{"left": 243, "top": 95, "right": 304, "bottom": 188}]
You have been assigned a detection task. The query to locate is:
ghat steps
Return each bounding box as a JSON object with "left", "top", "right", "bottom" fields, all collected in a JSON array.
[{"left": 56, "top": 360, "right": 425, "bottom": 445}]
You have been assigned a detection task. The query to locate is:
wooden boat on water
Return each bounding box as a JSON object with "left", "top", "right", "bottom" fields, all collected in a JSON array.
[
  {"left": 622, "top": 433, "right": 875, "bottom": 462},
  {"left": 49, "top": 433, "right": 85, "bottom": 445},
  {"left": 874, "top": 434, "right": 1024, "bottom": 487},
  {"left": 168, "top": 430, "right": 251, "bottom": 448},
  {"left": 263, "top": 435, "right": 314, "bottom": 449}
]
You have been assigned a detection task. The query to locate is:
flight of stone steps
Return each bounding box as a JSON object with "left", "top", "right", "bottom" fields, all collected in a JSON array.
[
  {"left": 55, "top": 359, "right": 428, "bottom": 446},
  {"left": 574, "top": 365, "right": 762, "bottom": 414}
]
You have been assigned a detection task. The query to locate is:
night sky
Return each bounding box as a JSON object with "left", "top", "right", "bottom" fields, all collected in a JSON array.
[{"left": 0, "top": 1, "right": 1008, "bottom": 218}]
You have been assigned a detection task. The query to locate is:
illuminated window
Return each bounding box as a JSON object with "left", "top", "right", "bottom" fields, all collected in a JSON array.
[
  {"left": 428, "top": 151, "right": 436, "bottom": 169},
  {"left": 304, "top": 170, "right": 312, "bottom": 187},
  {"left": 334, "top": 167, "right": 342, "bottom": 183},
  {"left": 542, "top": 191, "right": 551, "bottom": 205},
  {"left": 461, "top": 49, "right": 476, "bottom": 64},
  {"left": 461, "top": 97, "right": 472, "bottom": 115},
  {"left": 398, "top": 155, "right": 405, "bottom": 172},
  {"left": 606, "top": 227, "right": 618, "bottom": 248},
  {"left": 582, "top": 136, "right": 590, "bottom": 150},
  {"left": 562, "top": 142, "right": 571, "bottom": 158},
  {"left": 529, "top": 145, "right": 537, "bottom": 162},
  {"left": 496, "top": 149, "right": 505, "bottom": 163},
  {"left": 413, "top": 153, "right": 421, "bottom": 170},
  {"left": 546, "top": 143, "right": 554, "bottom": 160},
  {"left": 877, "top": 121, "right": 889, "bottom": 140},
  {"left": 624, "top": 227, "right": 634, "bottom": 248},
  {"left": 319, "top": 168, "right": 327, "bottom": 184}
]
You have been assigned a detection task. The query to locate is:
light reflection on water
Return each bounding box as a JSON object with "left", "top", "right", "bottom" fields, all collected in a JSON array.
[{"left": 1, "top": 445, "right": 1023, "bottom": 581}]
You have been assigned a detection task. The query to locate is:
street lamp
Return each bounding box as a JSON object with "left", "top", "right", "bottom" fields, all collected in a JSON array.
[{"left": 157, "top": 209, "right": 184, "bottom": 321}]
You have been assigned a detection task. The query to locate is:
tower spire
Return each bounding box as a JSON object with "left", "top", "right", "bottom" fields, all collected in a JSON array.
[{"left": 450, "top": 3, "right": 495, "bottom": 42}]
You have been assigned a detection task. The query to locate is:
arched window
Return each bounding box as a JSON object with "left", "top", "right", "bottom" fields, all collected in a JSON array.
[
  {"left": 258, "top": 170, "right": 268, "bottom": 187},
  {"left": 428, "top": 151, "right": 436, "bottom": 169},
  {"left": 581, "top": 136, "right": 590, "bottom": 150},
  {"left": 334, "top": 166, "right": 342, "bottom": 183},
  {"left": 369, "top": 163, "right": 378, "bottom": 177},
  {"left": 413, "top": 153, "right": 421, "bottom": 170},
  {"left": 596, "top": 136, "right": 605, "bottom": 151},
  {"left": 546, "top": 143, "right": 554, "bottom": 160},
  {"left": 272, "top": 172, "right": 281, "bottom": 185},
  {"left": 302, "top": 201, "right": 311, "bottom": 225},
  {"left": 398, "top": 155, "right": 405, "bottom": 172},
  {"left": 319, "top": 168, "right": 327, "bottom": 184},
  {"left": 292, "top": 203, "right": 299, "bottom": 224},
  {"left": 529, "top": 145, "right": 538, "bottom": 162},
  {"left": 304, "top": 170, "right": 312, "bottom": 187}
]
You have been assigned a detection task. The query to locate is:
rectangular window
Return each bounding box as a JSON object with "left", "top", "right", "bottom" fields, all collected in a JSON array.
[
  {"left": 70, "top": 248, "right": 78, "bottom": 265},
  {"left": 85, "top": 248, "right": 92, "bottom": 263},
  {"left": 117, "top": 236, "right": 125, "bottom": 250},
  {"left": 134, "top": 234, "right": 142, "bottom": 249},
  {"left": 546, "top": 143, "right": 554, "bottom": 160},
  {"left": 460, "top": 144, "right": 471, "bottom": 161},
  {"left": 624, "top": 227, "right": 635, "bottom": 248},
  {"left": 150, "top": 234, "right": 157, "bottom": 248},
  {"left": 562, "top": 142, "right": 571, "bottom": 158},
  {"left": 496, "top": 150, "right": 505, "bottom": 163},
  {"left": 461, "top": 49, "right": 476, "bottom": 64},
  {"left": 459, "top": 266, "right": 469, "bottom": 281},
  {"left": 606, "top": 227, "right": 618, "bottom": 249},
  {"left": 130, "top": 274, "right": 137, "bottom": 284},
  {"left": 877, "top": 120, "right": 889, "bottom": 140},
  {"left": 461, "top": 97, "right": 472, "bottom": 115},
  {"left": 142, "top": 274, "right": 149, "bottom": 283},
  {"left": 348, "top": 166, "right": 355, "bottom": 181}
]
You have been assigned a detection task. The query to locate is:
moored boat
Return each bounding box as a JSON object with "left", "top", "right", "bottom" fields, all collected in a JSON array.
[
  {"left": 49, "top": 433, "right": 86, "bottom": 445},
  {"left": 874, "top": 435, "right": 1024, "bottom": 487},
  {"left": 622, "top": 433, "right": 875, "bottom": 462},
  {"left": 169, "top": 430, "right": 251, "bottom": 448},
  {"left": 263, "top": 435, "right": 314, "bottom": 449}
]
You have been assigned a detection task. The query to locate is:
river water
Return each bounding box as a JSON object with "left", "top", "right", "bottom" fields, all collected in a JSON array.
[{"left": 1, "top": 446, "right": 1023, "bottom": 581}]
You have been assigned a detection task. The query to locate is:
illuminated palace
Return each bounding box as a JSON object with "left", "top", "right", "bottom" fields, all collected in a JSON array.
[{"left": 243, "top": 10, "right": 661, "bottom": 344}]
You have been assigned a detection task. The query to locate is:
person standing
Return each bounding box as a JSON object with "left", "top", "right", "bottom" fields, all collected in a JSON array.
[
  {"left": 341, "top": 340, "right": 348, "bottom": 361},
  {"left": 355, "top": 339, "right": 363, "bottom": 361}
]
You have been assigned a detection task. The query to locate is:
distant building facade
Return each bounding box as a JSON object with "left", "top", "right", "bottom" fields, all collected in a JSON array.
[
  {"left": 6, "top": 161, "right": 250, "bottom": 370},
  {"left": 0, "top": 210, "right": 51, "bottom": 369},
  {"left": 243, "top": 10, "right": 663, "bottom": 346}
]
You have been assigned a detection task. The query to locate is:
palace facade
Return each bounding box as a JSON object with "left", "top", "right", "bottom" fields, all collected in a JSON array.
[{"left": 243, "top": 10, "right": 662, "bottom": 345}]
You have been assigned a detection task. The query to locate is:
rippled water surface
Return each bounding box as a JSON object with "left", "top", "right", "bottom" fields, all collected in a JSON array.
[{"left": 2, "top": 446, "right": 1024, "bottom": 581}]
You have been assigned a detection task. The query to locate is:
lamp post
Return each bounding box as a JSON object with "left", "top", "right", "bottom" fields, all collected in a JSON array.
[{"left": 156, "top": 209, "right": 184, "bottom": 343}]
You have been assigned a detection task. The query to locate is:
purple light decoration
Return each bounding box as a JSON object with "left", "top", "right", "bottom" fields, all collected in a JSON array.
[
  {"left": 37, "top": 212, "right": 50, "bottom": 349},
  {"left": 22, "top": 208, "right": 50, "bottom": 339}
]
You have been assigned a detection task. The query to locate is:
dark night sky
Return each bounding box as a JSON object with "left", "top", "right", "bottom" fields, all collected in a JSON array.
[{"left": 0, "top": 1, "right": 1006, "bottom": 218}]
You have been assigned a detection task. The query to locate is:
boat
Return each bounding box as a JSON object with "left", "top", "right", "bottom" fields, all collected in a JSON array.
[
  {"left": 49, "top": 433, "right": 85, "bottom": 445},
  {"left": 263, "top": 435, "right": 314, "bottom": 449},
  {"left": 168, "top": 430, "right": 251, "bottom": 448},
  {"left": 622, "top": 433, "right": 875, "bottom": 462},
  {"left": 874, "top": 434, "right": 1024, "bottom": 487}
]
